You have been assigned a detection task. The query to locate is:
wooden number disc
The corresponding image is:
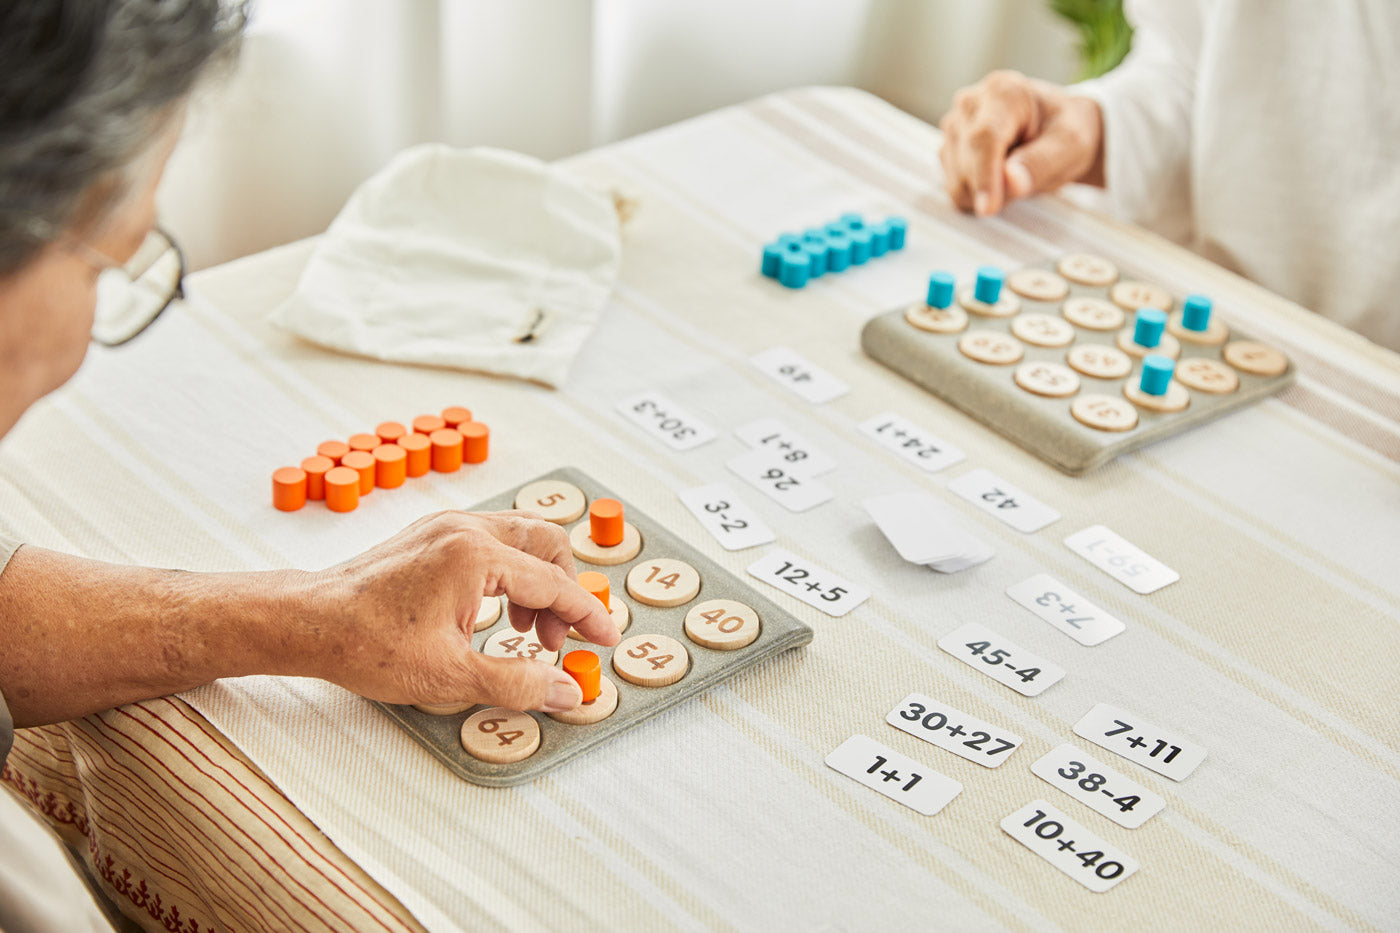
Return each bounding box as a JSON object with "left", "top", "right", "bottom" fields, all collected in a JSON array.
[
  {"left": 1110, "top": 280, "right": 1173, "bottom": 313},
  {"left": 1014, "top": 362, "right": 1081, "bottom": 398},
  {"left": 473, "top": 596, "right": 502, "bottom": 633},
  {"left": 1057, "top": 253, "right": 1119, "bottom": 287},
  {"left": 1011, "top": 313, "right": 1076, "bottom": 348},
  {"left": 1071, "top": 394, "right": 1139, "bottom": 432},
  {"left": 958, "top": 330, "right": 1025, "bottom": 365},
  {"left": 1117, "top": 328, "right": 1181, "bottom": 360},
  {"left": 625, "top": 558, "right": 701, "bottom": 608},
  {"left": 1123, "top": 379, "right": 1190, "bottom": 413},
  {"left": 612, "top": 634, "right": 690, "bottom": 687},
  {"left": 568, "top": 593, "right": 631, "bottom": 640},
  {"left": 547, "top": 674, "right": 620, "bottom": 725},
  {"left": 1062, "top": 296, "right": 1124, "bottom": 331},
  {"left": 905, "top": 302, "right": 968, "bottom": 334},
  {"left": 683, "top": 598, "right": 761, "bottom": 650},
  {"left": 1175, "top": 357, "right": 1240, "bottom": 394},
  {"left": 958, "top": 285, "right": 1021, "bottom": 318},
  {"left": 1168, "top": 312, "right": 1230, "bottom": 346},
  {"left": 460, "top": 708, "right": 541, "bottom": 763},
  {"left": 1007, "top": 268, "right": 1070, "bottom": 302},
  {"left": 1067, "top": 344, "right": 1133, "bottom": 380},
  {"left": 1223, "top": 340, "right": 1289, "bottom": 376},
  {"left": 514, "top": 480, "right": 587, "bottom": 524},
  {"left": 569, "top": 519, "right": 642, "bottom": 565},
  {"left": 481, "top": 627, "right": 560, "bottom": 665}
]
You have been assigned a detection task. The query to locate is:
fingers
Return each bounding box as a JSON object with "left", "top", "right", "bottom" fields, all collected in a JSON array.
[
  {"left": 488, "top": 543, "right": 619, "bottom": 651},
  {"left": 940, "top": 71, "right": 1033, "bottom": 217},
  {"left": 1004, "top": 96, "right": 1103, "bottom": 197},
  {"left": 464, "top": 653, "right": 583, "bottom": 713}
]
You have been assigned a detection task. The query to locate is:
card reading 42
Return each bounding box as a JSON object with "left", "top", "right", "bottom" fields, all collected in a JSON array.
[
  {"left": 747, "top": 548, "right": 870, "bottom": 617},
  {"left": 937, "top": 622, "right": 1066, "bottom": 697},
  {"left": 886, "top": 693, "right": 1023, "bottom": 768}
]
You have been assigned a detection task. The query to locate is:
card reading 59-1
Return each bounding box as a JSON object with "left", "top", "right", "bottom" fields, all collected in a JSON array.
[{"left": 372, "top": 467, "right": 814, "bottom": 787}]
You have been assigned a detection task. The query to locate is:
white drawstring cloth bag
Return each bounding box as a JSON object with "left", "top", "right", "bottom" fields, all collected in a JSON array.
[{"left": 270, "top": 144, "right": 622, "bottom": 388}]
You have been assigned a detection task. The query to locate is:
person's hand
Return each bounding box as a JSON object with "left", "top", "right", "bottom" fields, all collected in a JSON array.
[
  {"left": 301, "top": 510, "right": 620, "bottom": 713},
  {"left": 938, "top": 70, "right": 1105, "bottom": 217}
]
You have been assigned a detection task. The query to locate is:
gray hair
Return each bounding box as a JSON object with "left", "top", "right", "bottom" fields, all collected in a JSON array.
[{"left": 0, "top": 0, "right": 246, "bottom": 276}]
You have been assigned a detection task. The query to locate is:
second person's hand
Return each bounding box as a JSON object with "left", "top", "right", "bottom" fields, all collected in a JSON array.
[{"left": 938, "top": 69, "right": 1105, "bottom": 217}]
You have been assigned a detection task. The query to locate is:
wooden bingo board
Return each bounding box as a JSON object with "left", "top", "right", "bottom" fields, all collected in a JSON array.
[
  {"left": 373, "top": 467, "right": 814, "bottom": 786},
  {"left": 860, "top": 254, "right": 1295, "bottom": 475}
]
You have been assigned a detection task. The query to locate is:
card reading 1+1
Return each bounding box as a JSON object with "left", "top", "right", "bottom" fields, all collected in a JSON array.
[
  {"left": 1064, "top": 525, "right": 1178, "bottom": 594},
  {"left": 858, "top": 411, "right": 965, "bottom": 472},
  {"left": 947, "top": 467, "right": 1060, "bottom": 533},
  {"left": 1006, "top": 573, "right": 1125, "bottom": 646},
  {"left": 615, "top": 391, "right": 716, "bottom": 451},
  {"left": 676, "top": 484, "right": 775, "bottom": 551},
  {"left": 747, "top": 548, "right": 869, "bottom": 617},
  {"left": 750, "top": 347, "right": 850, "bottom": 404},
  {"left": 826, "top": 735, "right": 962, "bottom": 816},
  {"left": 1073, "top": 703, "right": 1207, "bottom": 781},
  {"left": 937, "top": 622, "right": 1065, "bottom": 696}
]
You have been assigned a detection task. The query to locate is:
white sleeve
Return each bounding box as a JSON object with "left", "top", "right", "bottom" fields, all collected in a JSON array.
[{"left": 1068, "top": 0, "right": 1206, "bottom": 243}]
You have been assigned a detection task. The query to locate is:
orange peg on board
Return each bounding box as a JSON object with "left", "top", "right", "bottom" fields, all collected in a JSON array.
[
  {"left": 562, "top": 650, "right": 602, "bottom": 703},
  {"left": 578, "top": 571, "right": 610, "bottom": 609},
  {"left": 589, "top": 498, "right": 624, "bottom": 547}
]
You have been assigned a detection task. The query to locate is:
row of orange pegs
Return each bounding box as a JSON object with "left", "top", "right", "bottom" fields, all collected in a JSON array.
[{"left": 272, "top": 406, "right": 489, "bottom": 512}]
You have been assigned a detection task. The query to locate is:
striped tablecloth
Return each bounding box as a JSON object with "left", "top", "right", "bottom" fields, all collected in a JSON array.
[{"left": 3, "top": 87, "right": 1398, "bottom": 932}]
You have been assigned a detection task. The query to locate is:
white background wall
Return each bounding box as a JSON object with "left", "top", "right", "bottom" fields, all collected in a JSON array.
[{"left": 158, "top": 0, "right": 1082, "bottom": 270}]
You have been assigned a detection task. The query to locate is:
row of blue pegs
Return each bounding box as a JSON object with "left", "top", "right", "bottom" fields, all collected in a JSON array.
[{"left": 762, "top": 213, "right": 909, "bottom": 288}]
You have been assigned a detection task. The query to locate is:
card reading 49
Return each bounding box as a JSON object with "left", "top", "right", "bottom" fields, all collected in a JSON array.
[{"left": 886, "top": 693, "right": 1023, "bottom": 768}]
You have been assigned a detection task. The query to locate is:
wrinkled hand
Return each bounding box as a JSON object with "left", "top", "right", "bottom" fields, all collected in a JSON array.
[
  {"left": 305, "top": 510, "right": 619, "bottom": 713},
  {"left": 938, "top": 70, "right": 1104, "bottom": 217}
]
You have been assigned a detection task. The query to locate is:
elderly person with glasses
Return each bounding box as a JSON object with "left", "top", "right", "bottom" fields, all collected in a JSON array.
[{"left": 0, "top": 0, "right": 618, "bottom": 808}]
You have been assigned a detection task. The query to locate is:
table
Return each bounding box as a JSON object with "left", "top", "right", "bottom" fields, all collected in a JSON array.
[{"left": 3, "top": 86, "right": 1398, "bottom": 932}]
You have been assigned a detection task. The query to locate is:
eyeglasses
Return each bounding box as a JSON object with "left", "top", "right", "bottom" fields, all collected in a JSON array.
[{"left": 88, "top": 227, "right": 186, "bottom": 347}]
